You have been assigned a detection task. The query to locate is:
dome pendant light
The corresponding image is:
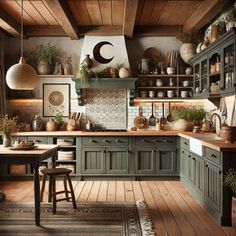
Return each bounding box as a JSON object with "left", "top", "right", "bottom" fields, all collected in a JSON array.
[{"left": 6, "top": 0, "right": 37, "bottom": 90}]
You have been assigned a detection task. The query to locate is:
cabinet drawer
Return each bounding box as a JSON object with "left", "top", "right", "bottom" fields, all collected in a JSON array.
[
  {"left": 180, "top": 138, "right": 189, "bottom": 150},
  {"left": 28, "top": 136, "right": 49, "bottom": 144},
  {"left": 135, "top": 137, "right": 176, "bottom": 146},
  {"left": 205, "top": 147, "right": 221, "bottom": 165},
  {"left": 82, "top": 137, "right": 129, "bottom": 146}
]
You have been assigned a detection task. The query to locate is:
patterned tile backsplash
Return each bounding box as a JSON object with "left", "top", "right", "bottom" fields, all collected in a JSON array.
[{"left": 85, "top": 89, "right": 127, "bottom": 129}]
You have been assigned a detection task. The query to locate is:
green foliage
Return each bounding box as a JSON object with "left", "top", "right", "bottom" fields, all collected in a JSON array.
[
  {"left": 32, "top": 43, "right": 59, "bottom": 64},
  {"left": 224, "top": 169, "right": 236, "bottom": 196},
  {"left": 173, "top": 107, "right": 206, "bottom": 121},
  {"left": 54, "top": 111, "right": 63, "bottom": 124},
  {"left": 0, "top": 115, "right": 17, "bottom": 138},
  {"left": 79, "top": 63, "right": 90, "bottom": 84}
]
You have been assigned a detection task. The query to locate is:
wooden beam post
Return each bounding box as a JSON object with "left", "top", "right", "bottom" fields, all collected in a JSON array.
[
  {"left": 123, "top": 0, "right": 139, "bottom": 38},
  {"left": 42, "top": 0, "right": 78, "bottom": 39},
  {"left": 183, "top": 0, "right": 222, "bottom": 33},
  {"left": 0, "top": 8, "right": 21, "bottom": 38}
]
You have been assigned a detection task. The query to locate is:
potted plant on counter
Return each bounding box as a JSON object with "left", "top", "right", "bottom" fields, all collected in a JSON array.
[
  {"left": 173, "top": 107, "right": 206, "bottom": 131},
  {"left": 224, "top": 168, "right": 236, "bottom": 231}
]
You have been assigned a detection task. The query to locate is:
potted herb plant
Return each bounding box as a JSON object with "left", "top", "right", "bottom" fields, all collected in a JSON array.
[
  {"left": 32, "top": 43, "right": 60, "bottom": 75},
  {"left": 224, "top": 168, "right": 236, "bottom": 230},
  {"left": 0, "top": 115, "right": 17, "bottom": 147},
  {"left": 173, "top": 107, "right": 206, "bottom": 131}
]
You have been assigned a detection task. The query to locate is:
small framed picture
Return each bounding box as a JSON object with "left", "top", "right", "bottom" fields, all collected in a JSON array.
[{"left": 43, "top": 83, "right": 70, "bottom": 117}]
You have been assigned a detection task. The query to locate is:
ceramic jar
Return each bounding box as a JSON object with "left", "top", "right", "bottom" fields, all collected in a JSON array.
[
  {"left": 156, "top": 79, "right": 163, "bottom": 87},
  {"left": 183, "top": 80, "right": 190, "bottom": 87},
  {"left": 166, "top": 67, "right": 175, "bottom": 75},
  {"left": 210, "top": 83, "right": 220, "bottom": 93},
  {"left": 141, "top": 58, "right": 149, "bottom": 74},
  {"left": 201, "top": 120, "right": 212, "bottom": 132},
  {"left": 82, "top": 54, "right": 93, "bottom": 69},
  {"left": 140, "top": 90, "right": 148, "bottom": 98},
  {"left": 185, "top": 67, "right": 192, "bottom": 75},
  {"left": 2, "top": 135, "right": 11, "bottom": 147},
  {"left": 157, "top": 91, "right": 165, "bottom": 98},
  {"left": 180, "top": 43, "right": 196, "bottom": 63},
  {"left": 149, "top": 90, "right": 155, "bottom": 98},
  {"left": 32, "top": 115, "right": 43, "bottom": 131},
  {"left": 181, "top": 90, "right": 188, "bottom": 98},
  {"left": 167, "top": 90, "right": 174, "bottom": 98},
  {"left": 46, "top": 119, "right": 58, "bottom": 131},
  {"left": 119, "top": 67, "right": 130, "bottom": 78},
  {"left": 37, "top": 61, "right": 52, "bottom": 75},
  {"left": 210, "top": 24, "right": 218, "bottom": 43}
]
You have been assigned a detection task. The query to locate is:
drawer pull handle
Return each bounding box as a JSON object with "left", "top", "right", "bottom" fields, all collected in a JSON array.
[
  {"left": 90, "top": 139, "right": 97, "bottom": 143},
  {"left": 206, "top": 164, "right": 208, "bottom": 167},
  {"left": 211, "top": 154, "right": 217, "bottom": 158},
  {"left": 188, "top": 155, "right": 191, "bottom": 157},
  {"left": 184, "top": 142, "right": 188, "bottom": 145},
  {"left": 182, "top": 151, "right": 184, "bottom": 153},
  {"left": 219, "top": 170, "right": 222, "bottom": 175},
  {"left": 142, "top": 139, "right": 149, "bottom": 143},
  {"left": 103, "top": 139, "right": 110, "bottom": 143},
  {"left": 116, "top": 139, "right": 123, "bottom": 143},
  {"left": 192, "top": 157, "right": 196, "bottom": 160}
]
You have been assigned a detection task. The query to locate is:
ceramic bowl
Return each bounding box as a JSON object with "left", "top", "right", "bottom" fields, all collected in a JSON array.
[
  {"left": 167, "top": 67, "right": 175, "bottom": 75},
  {"left": 181, "top": 90, "right": 188, "bottom": 98},
  {"left": 183, "top": 80, "right": 190, "bottom": 87}
]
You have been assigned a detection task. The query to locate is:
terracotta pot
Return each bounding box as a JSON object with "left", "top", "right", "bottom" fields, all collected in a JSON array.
[
  {"left": 46, "top": 119, "right": 58, "bottom": 132},
  {"left": 37, "top": 60, "right": 52, "bottom": 75},
  {"left": 210, "top": 25, "right": 218, "bottom": 43},
  {"left": 174, "top": 119, "right": 193, "bottom": 131},
  {"left": 180, "top": 43, "right": 196, "bottom": 63},
  {"left": 220, "top": 126, "right": 236, "bottom": 143}
]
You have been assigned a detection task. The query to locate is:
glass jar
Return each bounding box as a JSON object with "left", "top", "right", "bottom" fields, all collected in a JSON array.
[{"left": 32, "top": 115, "right": 43, "bottom": 131}]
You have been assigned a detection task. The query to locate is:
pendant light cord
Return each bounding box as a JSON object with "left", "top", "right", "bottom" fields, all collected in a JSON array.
[{"left": 20, "top": 0, "right": 23, "bottom": 58}]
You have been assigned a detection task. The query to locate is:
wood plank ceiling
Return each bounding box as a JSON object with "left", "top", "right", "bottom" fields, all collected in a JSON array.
[{"left": 0, "top": 0, "right": 223, "bottom": 39}]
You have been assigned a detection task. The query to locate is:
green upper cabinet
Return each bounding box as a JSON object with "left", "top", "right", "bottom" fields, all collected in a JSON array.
[{"left": 189, "top": 28, "right": 236, "bottom": 99}]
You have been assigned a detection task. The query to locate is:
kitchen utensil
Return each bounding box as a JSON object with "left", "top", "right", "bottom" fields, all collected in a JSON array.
[
  {"left": 134, "top": 106, "right": 147, "bottom": 129},
  {"left": 149, "top": 103, "right": 156, "bottom": 126},
  {"left": 160, "top": 103, "right": 167, "bottom": 127},
  {"left": 167, "top": 103, "right": 174, "bottom": 122}
]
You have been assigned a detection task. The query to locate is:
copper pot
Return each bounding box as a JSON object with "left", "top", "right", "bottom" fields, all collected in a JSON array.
[{"left": 220, "top": 126, "right": 236, "bottom": 143}]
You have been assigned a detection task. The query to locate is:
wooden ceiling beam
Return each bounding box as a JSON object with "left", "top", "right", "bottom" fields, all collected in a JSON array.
[
  {"left": 123, "top": 0, "right": 139, "bottom": 38},
  {"left": 135, "top": 25, "right": 183, "bottom": 37},
  {"left": 78, "top": 26, "right": 123, "bottom": 36},
  {"left": 25, "top": 25, "right": 66, "bottom": 37},
  {"left": 0, "top": 8, "right": 21, "bottom": 38},
  {"left": 183, "top": 0, "right": 222, "bottom": 33},
  {"left": 42, "top": 0, "right": 78, "bottom": 39}
]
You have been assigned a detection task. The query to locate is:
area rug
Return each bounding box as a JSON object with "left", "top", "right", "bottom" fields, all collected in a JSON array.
[{"left": 0, "top": 200, "right": 154, "bottom": 236}]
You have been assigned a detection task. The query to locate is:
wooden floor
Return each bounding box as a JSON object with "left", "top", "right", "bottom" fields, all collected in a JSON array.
[{"left": 0, "top": 180, "right": 235, "bottom": 236}]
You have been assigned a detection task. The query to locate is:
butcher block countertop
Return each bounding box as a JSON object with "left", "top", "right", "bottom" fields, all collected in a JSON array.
[{"left": 14, "top": 130, "right": 236, "bottom": 152}]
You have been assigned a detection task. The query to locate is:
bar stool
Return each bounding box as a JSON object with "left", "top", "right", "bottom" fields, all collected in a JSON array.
[{"left": 40, "top": 167, "right": 77, "bottom": 214}]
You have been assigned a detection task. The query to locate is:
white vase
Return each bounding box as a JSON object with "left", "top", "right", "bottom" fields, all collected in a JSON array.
[
  {"left": 174, "top": 119, "right": 193, "bottom": 131},
  {"left": 119, "top": 67, "right": 130, "bottom": 78},
  {"left": 180, "top": 43, "right": 196, "bottom": 64},
  {"left": 3, "top": 135, "right": 12, "bottom": 147}
]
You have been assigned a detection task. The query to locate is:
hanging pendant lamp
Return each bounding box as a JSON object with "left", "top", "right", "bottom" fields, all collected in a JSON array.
[{"left": 6, "top": 0, "right": 37, "bottom": 90}]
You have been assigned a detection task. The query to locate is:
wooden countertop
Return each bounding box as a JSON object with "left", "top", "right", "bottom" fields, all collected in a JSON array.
[{"left": 14, "top": 131, "right": 236, "bottom": 152}]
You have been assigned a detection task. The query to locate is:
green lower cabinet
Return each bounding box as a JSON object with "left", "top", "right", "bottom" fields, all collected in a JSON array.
[
  {"left": 82, "top": 147, "right": 105, "bottom": 174},
  {"left": 187, "top": 152, "right": 195, "bottom": 187},
  {"left": 205, "top": 161, "right": 221, "bottom": 212},
  {"left": 180, "top": 148, "right": 188, "bottom": 179},
  {"left": 106, "top": 147, "right": 129, "bottom": 174},
  {"left": 156, "top": 148, "right": 176, "bottom": 175},
  {"left": 195, "top": 155, "right": 205, "bottom": 197},
  {"left": 135, "top": 147, "right": 156, "bottom": 174}
]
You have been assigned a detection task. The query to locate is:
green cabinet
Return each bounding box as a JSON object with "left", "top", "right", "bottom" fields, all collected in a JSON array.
[
  {"left": 134, "top": 136, "right": 178, "bottom": 176},
  {"left": 180, "top": 148, "right": 188, "bottom": 179}
]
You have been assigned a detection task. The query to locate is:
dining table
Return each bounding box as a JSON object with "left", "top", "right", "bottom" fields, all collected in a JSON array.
[{"left": 0, "top": 144, "right": 58, "bottom": 226}]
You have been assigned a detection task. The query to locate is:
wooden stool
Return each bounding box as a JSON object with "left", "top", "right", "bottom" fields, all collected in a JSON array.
[{"left": 40, "top": 168, "right": 77, "bottom": 214}]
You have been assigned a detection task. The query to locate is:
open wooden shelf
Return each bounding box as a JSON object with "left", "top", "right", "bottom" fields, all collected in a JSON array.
[{"left": 38, "top": 75, "right": 74, "bottom": 78}]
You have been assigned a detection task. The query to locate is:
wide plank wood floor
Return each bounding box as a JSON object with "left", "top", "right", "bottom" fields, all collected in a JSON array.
[{"left": 0, "top": 180, "right": 235, "bottom": 236}]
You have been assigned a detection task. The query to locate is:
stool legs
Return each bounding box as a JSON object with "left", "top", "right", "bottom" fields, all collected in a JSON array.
[
  {"left": 52, "top": 176, "right": 56, "bottom": 214},
  {"left": 48, "top": 176, "right": 53, "bottom": 202},
  {"left": 63, "top": 177, "right": 69, "bottom": 201},
  {"left": 66, "top": 173, "right": 77, "bottom": 209}
]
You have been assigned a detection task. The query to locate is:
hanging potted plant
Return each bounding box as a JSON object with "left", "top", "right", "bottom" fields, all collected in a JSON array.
[
  {"left": 31, "top": 43, "right": 60, "bottom": 75},
  {"left": 224, "top": 168, "right": 236, "bottom": 231}
]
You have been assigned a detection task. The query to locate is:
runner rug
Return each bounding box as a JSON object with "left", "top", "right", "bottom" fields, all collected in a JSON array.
[{"left": 0, "top": 200, "right": 154, "bottom": 236}]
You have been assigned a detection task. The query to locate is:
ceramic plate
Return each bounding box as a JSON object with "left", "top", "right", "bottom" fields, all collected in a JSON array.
[{"left": 9, "top": 145, "right": 38, "bottom": 150}]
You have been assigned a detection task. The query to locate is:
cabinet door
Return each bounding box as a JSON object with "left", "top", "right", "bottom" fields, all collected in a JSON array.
[
  {"left": 106, "top": 147, "right": 129, "bottom": 174},
  {"left": 156, "top": 148, "right": 177, "bottom": 175},
  {"left": 135, "top": 147, "right": 156, "bottom": 174},
  {"left": 205, "top": 161, "right": 221, "bottom": 212},
  {"left": 195, "top": 155, "right": 205, "bottom": 197},
  {"left": 81, "top": 147, "right": 105, "bottom": 174},
  {"left": 187, "top": 152, "right": 196, "bottom": 187}
]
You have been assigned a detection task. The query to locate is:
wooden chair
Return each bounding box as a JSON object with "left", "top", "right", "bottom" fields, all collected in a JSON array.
[{"left": 40, "top": 167, "right": 77, "bottom": 214}]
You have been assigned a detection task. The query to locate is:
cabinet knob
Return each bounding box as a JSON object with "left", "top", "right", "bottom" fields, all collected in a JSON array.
[
  {"left": 206, "top": 164, "right": 208, "bottom": 167},
  {"left": 192, "top": 157, "right": 196, "bottom": 160},
  {"left": 182, "top": 151, "right": 185, "bottom": 153},
  {"left": 90, "top": 139, "right": 97, "bottom": 143},
  {"left": 188, "top": 155, "right": 191, "bottom": 158},
  {"left": 184, "top": 142, "right": 188, "bottom": 145},
  {"left": 219, "top": 170, "right": 222, "bottom": 175}
]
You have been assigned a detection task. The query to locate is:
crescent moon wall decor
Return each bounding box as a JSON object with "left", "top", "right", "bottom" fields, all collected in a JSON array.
[{"left": 93, "top": 41, "right": 114, "bottom": 64}]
